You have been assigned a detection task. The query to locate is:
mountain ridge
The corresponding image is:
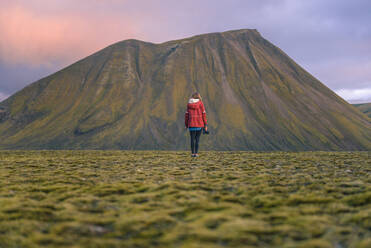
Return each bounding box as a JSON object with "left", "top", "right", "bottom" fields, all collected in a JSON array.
[
  {"left": 353, "top": 103, "right": 371, "bottom": 118},
  {"left": 0, "top": 28, "right": 370, "bottom": 150}
]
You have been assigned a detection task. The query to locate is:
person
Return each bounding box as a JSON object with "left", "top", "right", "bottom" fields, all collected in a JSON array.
[{"left": 185, "top": 92, "right": 208, "bottom": 157}]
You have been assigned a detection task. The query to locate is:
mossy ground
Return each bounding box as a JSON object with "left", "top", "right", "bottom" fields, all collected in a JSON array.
[{"left": 0, "top": 151, "right": 370, "bottom": 247}]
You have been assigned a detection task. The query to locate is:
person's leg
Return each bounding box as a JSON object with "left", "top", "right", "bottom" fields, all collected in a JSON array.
[
  {"left": 190, "top": 130, "right": 196, "bottom": 154},
  {"left": 195, "top": 130, "right": 202, "bottom": 154}
]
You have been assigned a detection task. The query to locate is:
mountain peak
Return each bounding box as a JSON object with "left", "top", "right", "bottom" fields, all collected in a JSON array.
[
  {"left": 222, "top": 28, "right": 260, "bottom": 35},
  {"left": 111, "top": 28, "right": 261, "bottom": 48}
]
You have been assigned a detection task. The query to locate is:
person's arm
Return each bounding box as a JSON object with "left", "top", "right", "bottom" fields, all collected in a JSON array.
[
  {"left": 201, "top": 102, "right": 207, "bottom": 128},
  {"left": 185, "top": 106, "right": 189, "bottom": 128}
]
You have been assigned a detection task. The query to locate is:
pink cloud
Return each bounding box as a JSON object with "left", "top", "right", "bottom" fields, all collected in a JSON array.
[{"left": 0, "top": 1, "right": 138, "bottom": 66}]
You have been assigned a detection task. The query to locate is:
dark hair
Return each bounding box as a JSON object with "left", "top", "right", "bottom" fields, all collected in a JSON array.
[{"left": 191, "top": 92, "right": 202, "bottom": 101}]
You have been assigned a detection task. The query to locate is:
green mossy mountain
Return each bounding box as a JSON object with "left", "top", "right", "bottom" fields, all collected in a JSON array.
[
  {"left": 353, "top": 103, "right": 371, "bottom": 118},
  {"left": 0, "top": 29, "right": 370, "bottom": 150}
]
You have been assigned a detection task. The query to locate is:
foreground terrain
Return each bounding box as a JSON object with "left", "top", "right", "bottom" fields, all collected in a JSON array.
[{"left": 0, "top": 151, "right": 370, "bottom": 247}]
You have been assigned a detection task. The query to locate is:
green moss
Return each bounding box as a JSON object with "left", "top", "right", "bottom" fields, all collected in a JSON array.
[
  {"left": 344, "top": 192, "right": 371, "bottom": 206},
  {"left": 297, "top": 239, "right": 332, "bottom": 248},
  {"left": 0, "top": 150, "right": 370, "bottom": 247},
  {"left": 357, "top": 238, "right": 371, "bottom": 248}
]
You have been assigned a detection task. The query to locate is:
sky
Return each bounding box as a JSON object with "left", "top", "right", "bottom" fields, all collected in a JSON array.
[{"left": 0, "top": 0, "right": 370, "bottom": 103}]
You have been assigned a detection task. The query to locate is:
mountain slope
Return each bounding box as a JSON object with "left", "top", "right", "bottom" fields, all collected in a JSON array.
[
  {"left": 0, "top": 29, "right": 370, "bottom": 150},
  {"left": 353, "top": 103, "right": 371, "bottom": 118}
]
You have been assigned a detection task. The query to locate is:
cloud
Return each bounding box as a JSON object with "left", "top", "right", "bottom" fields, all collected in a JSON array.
[
  {"left": 0, "top": 61, "right": 53, "bottom": 94},
  {"left": 304, "top": 60, "right": 371, "bottom": 90},
  {"left": 0, "top": 0, "right": 137, "bottom": 66},
  {"left": 335, "top": 88, "right": 371, "bottom": 103}
]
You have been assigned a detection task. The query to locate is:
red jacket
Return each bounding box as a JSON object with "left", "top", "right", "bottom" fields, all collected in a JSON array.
[{"left": 185, "top": 98, "right": 207, "bottom": 128}]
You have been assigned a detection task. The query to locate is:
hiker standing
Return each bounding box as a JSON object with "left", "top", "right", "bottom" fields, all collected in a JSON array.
[{"left": 185, "top": 92, "right": 208, "bottom": 157}]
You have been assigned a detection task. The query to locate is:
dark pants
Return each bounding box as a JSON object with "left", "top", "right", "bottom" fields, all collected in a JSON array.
[{"left": 189, "top": 130, "right": 202, "bottom": 154}]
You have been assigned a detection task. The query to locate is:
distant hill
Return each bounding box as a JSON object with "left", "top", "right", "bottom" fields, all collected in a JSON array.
[
  {"left": 0, "top": 29, "right": 370, "bottom": 150},
  {"left": 353, "top": 103, "right": 371, "bottom": 118}
]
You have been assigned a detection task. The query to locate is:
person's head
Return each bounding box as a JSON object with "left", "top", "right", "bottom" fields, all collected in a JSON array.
[{"left": 191, "top": 92, "right": 202, "bottom": 101}]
